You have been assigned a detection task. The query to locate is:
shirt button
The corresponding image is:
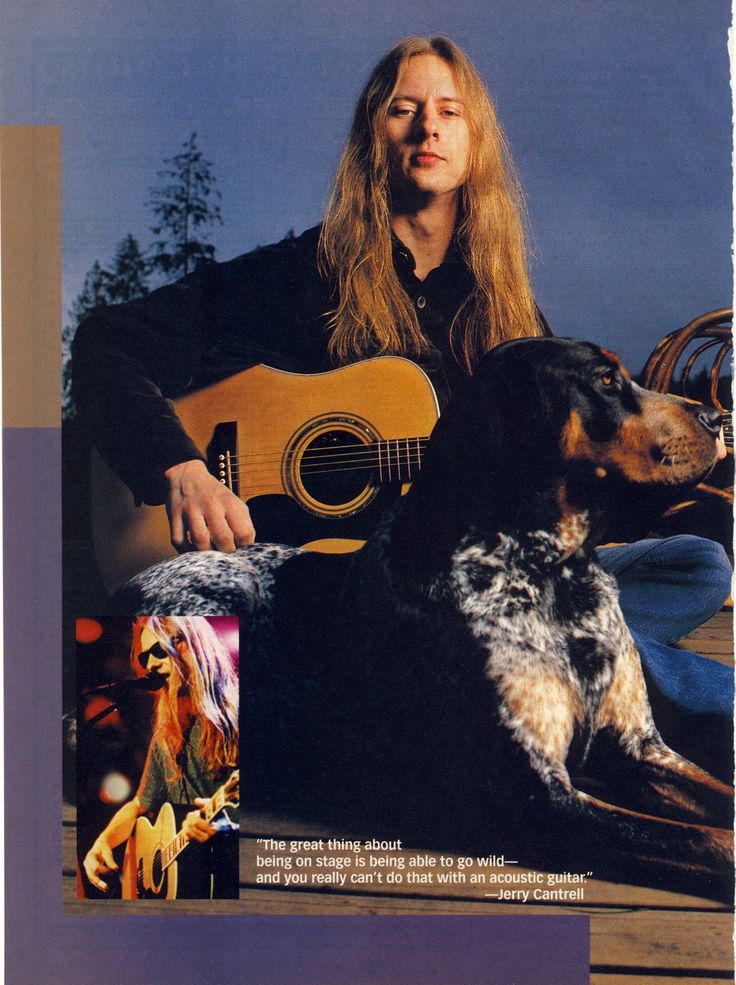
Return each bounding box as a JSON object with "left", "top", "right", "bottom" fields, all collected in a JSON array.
[{"left": 416, "top": 296, "right": 427, "bottom": 310}]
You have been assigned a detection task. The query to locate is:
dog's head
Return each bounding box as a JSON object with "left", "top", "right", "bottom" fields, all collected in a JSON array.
[
  {"left": 491, "top": 337, "right": 725, "bottom": 484},
  {"left": 401, "top": 338, "right": 725, "bottom": 551}
]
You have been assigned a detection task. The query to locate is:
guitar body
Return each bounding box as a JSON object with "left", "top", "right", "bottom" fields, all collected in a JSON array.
[
  {"left": 123, "top": 803, "right": 179, "bottom": 900},
  {"left": 121, "top": 772, "right": 239, "bottom": 900},
  {"left": 91, "top": 357, "right": 439, "bottom": 592}
]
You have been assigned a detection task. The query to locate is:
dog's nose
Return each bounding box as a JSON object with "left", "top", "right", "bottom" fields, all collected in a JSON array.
[{"left": 697, "top": 406, "right": 723, "bottom": 435}]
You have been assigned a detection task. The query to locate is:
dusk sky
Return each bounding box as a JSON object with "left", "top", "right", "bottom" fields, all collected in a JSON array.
[{"left": 2, "top": 0, "right": 731, "bottom": 372}]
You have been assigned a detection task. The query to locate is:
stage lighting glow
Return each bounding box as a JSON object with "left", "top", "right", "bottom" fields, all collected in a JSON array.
[
  {"left": 99, "top": 772, "right": 132, "bottom": 805},
  {"left": 76, "top": 618, "right": 103, "bottom": 643}
]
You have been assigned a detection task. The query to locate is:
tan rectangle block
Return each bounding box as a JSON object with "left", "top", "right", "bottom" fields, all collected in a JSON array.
[{"left": 1, "top": 125, "right": 61, "bottom": 427}]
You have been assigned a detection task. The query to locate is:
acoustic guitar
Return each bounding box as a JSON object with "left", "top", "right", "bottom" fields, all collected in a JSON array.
[
  {"left": 91, "top": 356, "right": 440, "bottom": 592},
  {"left": 121, "top": 770, "right": 239, "bottom": 900}
]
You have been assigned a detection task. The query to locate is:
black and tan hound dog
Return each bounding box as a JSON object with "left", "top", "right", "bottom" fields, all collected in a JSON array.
[{"left": 113, "top": 338, "right": 733, "bottom": 899}]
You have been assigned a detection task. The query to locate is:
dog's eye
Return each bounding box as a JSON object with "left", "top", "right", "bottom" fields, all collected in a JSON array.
[{"left": 597, "top": 372, "right": 621, "bottom": 391}]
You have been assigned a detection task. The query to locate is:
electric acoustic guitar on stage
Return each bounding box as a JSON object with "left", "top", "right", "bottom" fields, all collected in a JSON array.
[
  {"left": 91, "top": 356, "right": 440, "bottom": 592},
  {"left": 121, "top": 770, "right": 240, "bottom": 900}
]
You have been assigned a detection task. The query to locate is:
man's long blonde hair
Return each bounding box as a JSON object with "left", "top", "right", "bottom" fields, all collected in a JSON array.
[
  {"left": 319, "top": 35, "right": 542, "bottom": 373},
  {"left": 132, "top": 616, "right": 238, "bottom": 781}
]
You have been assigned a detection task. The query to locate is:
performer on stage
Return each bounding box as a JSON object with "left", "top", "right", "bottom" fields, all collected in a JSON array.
[{"left": 82, "top": 616, "right": 239, "bottom": 898}]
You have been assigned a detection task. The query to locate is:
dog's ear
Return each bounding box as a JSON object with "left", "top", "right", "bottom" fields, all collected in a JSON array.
[
  {"left": 429, "top": 343, "right": 571, "bottom": 474},
  {"left": 405, "top": 341, "right": 573, "bottom": 534}
]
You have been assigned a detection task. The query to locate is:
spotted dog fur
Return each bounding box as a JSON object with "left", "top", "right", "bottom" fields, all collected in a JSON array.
[
  {"left": 112, "top": 337, "right": 733, "bottom": 900},
  {"left": 121, "top": 543, "right": 301, "bottom": 617}
]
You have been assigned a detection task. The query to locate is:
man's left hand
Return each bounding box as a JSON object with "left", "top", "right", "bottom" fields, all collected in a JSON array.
[{"left": 182, "top": 799, "right": 218, "bottom": 843}]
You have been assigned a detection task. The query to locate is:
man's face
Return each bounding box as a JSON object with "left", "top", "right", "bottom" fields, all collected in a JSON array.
[
  {"left": 385, "top": 54, "right": 471, "bottom": 204},
  {"left": 136, "top": 626, "right": 174, "bottom": 681}
]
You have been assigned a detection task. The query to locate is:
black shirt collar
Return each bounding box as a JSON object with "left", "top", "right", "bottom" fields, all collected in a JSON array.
[{"left": 390, "top": 231, "right": 466, "bottom": 278}]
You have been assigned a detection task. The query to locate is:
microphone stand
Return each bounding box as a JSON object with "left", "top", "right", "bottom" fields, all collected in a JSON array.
[{"left": 79, "top": 675, "right": 167, "bottom": 731}]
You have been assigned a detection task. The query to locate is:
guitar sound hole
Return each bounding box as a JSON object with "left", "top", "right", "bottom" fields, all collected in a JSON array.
[
  {"left": 299, "top": 429, "right": 374, "bottom": 507},
  {"left": 152, "top": 849, "right": 163, "bottom": 889}
]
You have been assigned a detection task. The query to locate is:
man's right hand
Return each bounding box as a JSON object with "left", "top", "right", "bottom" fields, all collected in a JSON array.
[
  {"left": 164, "top": 459, "right": 256, "bottom": 553},
  {"left": 83, "top": 836, "right": 118, "bottom": 892}
]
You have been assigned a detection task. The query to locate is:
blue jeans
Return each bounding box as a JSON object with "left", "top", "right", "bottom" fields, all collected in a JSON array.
[{"left": 597, "top": 535, "right": 733, "bottom": 776}]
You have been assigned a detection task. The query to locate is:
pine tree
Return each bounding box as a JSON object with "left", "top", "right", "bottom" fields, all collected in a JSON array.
[
  {"left": 68, "top": 261, "right": 113, "bottom": 323},
  {"left": 147, "top": 133, "right": 223, "bottom": 280},
  {"left": 107, "top": 234, "right": 149, "bottom": 303},
  {"left": 62, "top": 134, "right": 225, "bottom": 418},
  {"left": 62, "top": 236, "right": 152, "bottom": 418},
  {"left": 62, "top": 260, "right": 114, "bottom": 418}
]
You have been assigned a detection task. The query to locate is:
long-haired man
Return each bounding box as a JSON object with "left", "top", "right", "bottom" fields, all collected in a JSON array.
[{"left": 82, "top": 616, "right": 239, "bottom": 896}]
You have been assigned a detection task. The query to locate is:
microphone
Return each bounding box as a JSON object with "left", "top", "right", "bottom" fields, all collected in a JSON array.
[{"left": 86, "top": 673, "right": 169, "bottom": 696}]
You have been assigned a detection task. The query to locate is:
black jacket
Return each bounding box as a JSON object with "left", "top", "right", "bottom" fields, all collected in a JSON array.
[{"left": 72, "top": 224, "right": 545, "bottom": 504}]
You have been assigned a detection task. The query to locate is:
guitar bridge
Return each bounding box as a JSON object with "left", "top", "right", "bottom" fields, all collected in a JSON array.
[{"left": 206, "top": 422, "right": 238, "bottom": 496}]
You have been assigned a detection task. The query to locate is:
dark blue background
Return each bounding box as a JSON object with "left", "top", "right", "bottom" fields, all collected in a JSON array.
[{"left": 1, "top": 0, "right": 731, "bottom": 372}]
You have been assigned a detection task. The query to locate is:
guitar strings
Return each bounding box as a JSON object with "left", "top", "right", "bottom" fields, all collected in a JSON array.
[
  {"left": 225, "top": 458, "right": 425, "bottom": 482},
  {"left": 226, "top": 449, "right": 425, "bottom": 474},
  {"left": 222, "top": 439, "right": 430, "bottom": 482},
  {"left": 225, "top": 448, "right": 427, "bottom": 472},
  {"left": 220, "top": 436, "right": 431, "bottom": 467}
]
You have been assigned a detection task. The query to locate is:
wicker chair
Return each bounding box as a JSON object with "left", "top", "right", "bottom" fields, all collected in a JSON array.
[{"left": 641, "top": 308, "right": 733, "bottom": 534}]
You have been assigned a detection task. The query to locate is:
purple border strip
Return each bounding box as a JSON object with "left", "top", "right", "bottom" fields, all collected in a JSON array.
[{"left": 4, "top": 427, "right": 588, "bottom": 985}]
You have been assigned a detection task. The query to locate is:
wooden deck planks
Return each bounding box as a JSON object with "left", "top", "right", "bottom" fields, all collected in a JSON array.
[{"left": 679, "top": 610, "right": 734, "bottom": 665}]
